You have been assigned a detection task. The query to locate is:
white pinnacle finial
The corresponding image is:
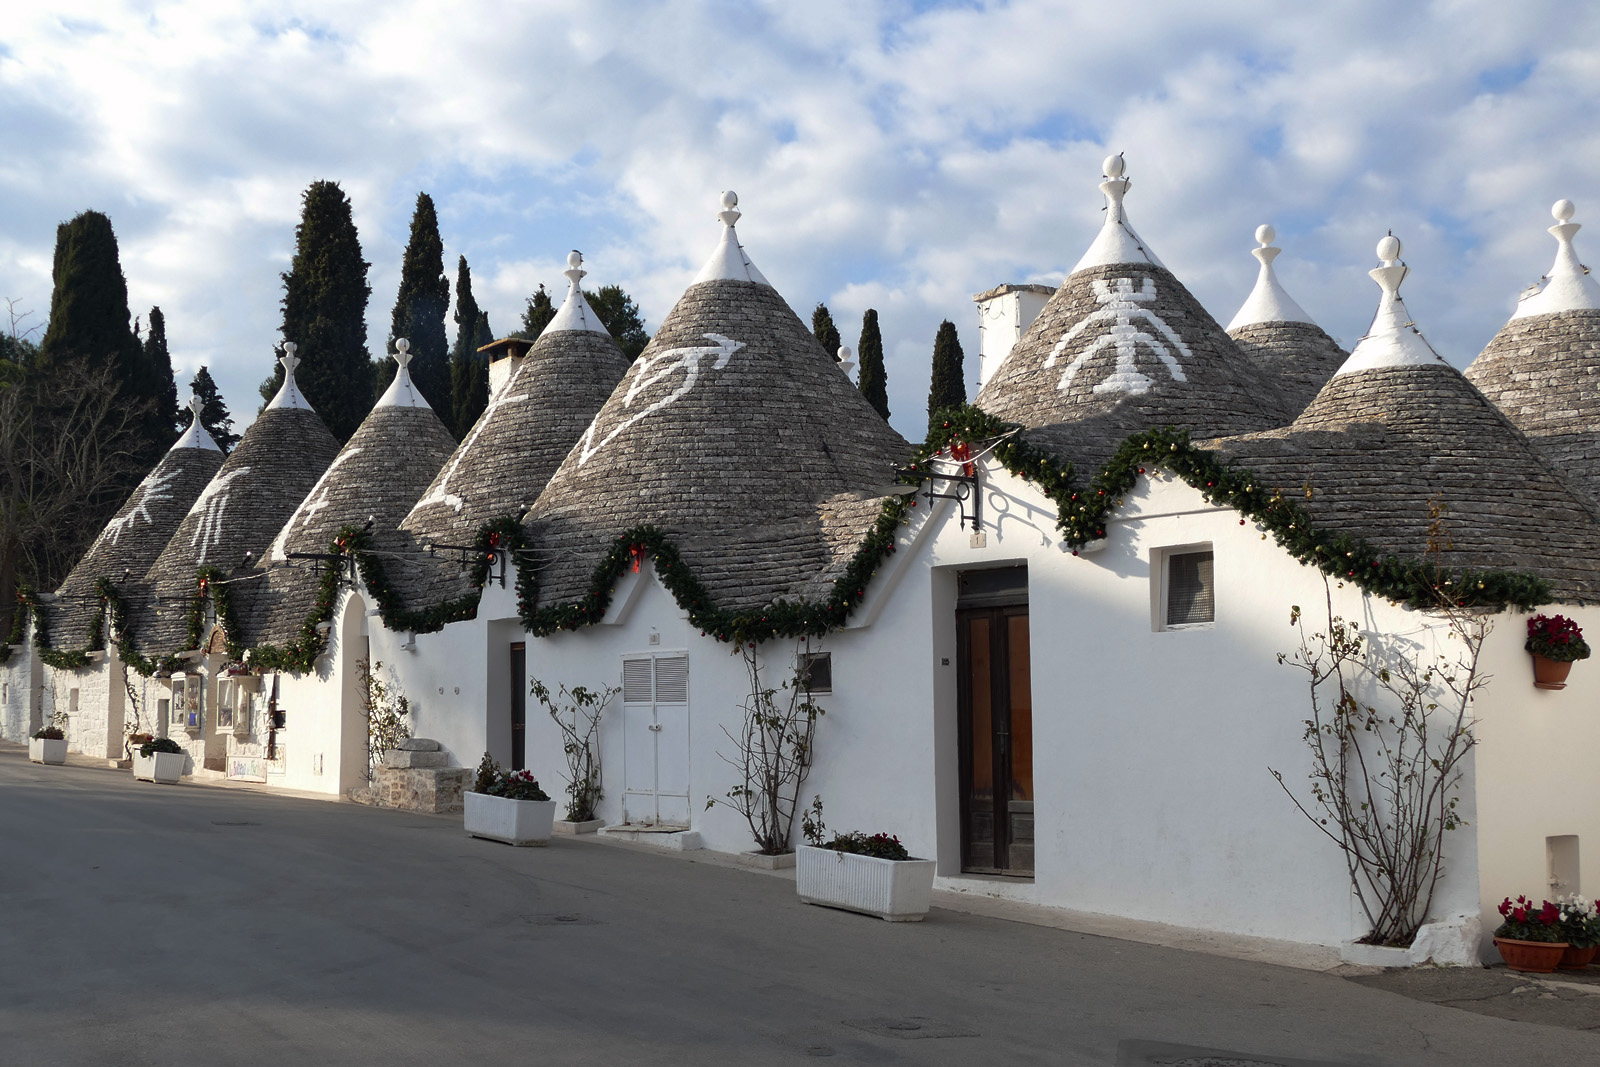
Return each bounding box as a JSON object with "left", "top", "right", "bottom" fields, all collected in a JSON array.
[
  {"left": 1226, "top": 222, "right": 1312, "bottom": 330},
  {"left": 694, "top": 189, "right": 769, "bottom": 285},
  {"left": 394, "top": 337, "right": 412, "bottom": 369},
  {"left": 564, "top": 250, "right": 587, "bottom": 284},
  {"left": 1511, "top": 198, "right": 1600, "bottom": 319},
  {"left": 1335, "top": 231, "right": 1447, "bottom": 375},
  {"left": 266, "top": 341, "right": 314, "bottom": 411},
  {"left": 169, "top": 387, "right": 221, "bottom": 451},
  {"left": 188, "top": 391, "right": 204, "bottom": 420},
  {"left": 1070, "top": 152, "right": 1162, "bottom": 274}
]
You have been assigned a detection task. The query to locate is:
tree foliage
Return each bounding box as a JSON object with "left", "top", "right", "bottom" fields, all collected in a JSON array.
[
  {"left": 811, "top": 302, "right": 841, "bottom": 361},
  {"left": 262, "top": 181, "right": 373, "bottom": 441},
  {"left": 189, "top": 365, "right": 240, "bottom": 453},
  {"left": 449, "top": 255, "right": 490, "bottom": 439},
  {"left": 141, "top": 306, "right": 180, "bottom": 438},
  {"left": 519, "top": 284, "right": 555, "bottom": 338},
  {"left": 385, "top": 192, "right": 451, "bottom": 414},
  {"left": 856, "top": 308, "right": 889, "bottom": 420},
  {"left": 926, "top": 319, "right": 967, "bottom": 425}
]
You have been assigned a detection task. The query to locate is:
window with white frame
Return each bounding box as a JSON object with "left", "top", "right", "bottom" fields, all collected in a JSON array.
[
  {"left": 1156, "top": 545, "right": 1215, "bottom": 629},
  {"left": 797, "top": 651, "right": 832, "bottom": 693}
]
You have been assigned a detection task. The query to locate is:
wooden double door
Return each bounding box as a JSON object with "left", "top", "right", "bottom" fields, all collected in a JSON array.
[{"left": 956, "top": 603, "right": 1034, "bottom": 876}]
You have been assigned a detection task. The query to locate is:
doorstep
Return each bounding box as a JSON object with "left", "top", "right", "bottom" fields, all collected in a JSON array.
[{"left": 598, "top": 824, "right": 702, "bottom": 850}]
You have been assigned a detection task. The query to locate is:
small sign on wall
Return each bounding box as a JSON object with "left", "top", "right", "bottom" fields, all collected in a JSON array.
[{"left": 227, "top": 756, "right": 266, "bottom": 783}]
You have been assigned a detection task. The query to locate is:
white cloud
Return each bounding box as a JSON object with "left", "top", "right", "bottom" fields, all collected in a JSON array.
[{"left": 0, "top": 1, "right": 1597, "bottom": 436}]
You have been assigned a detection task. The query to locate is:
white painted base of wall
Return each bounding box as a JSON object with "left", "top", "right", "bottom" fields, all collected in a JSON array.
[
  {"left": 1340, "top": 941, "right": 1412, "bottom": 968},
  {"left": 553, "top": 819, "right": 604, "bottom": 835},
  {"left": 464, "top": 792, "right": 556, "bottom": 846},
  {"left": 737, "top": 850, "right": 797, "bottom": 870},
  {"left": 1340, "top": 913, "right": 1483, "bottom": 968},
  {"left": 797, "top": 846, "right": 937, "bottom": 921}
]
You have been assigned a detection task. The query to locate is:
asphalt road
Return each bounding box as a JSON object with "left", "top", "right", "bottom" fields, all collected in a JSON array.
[{"left": 2, "top": 749, "right": 1595, "bottom": 1066}]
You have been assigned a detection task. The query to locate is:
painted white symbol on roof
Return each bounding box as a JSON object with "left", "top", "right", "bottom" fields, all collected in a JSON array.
[
  {"left": 1043, "top": 277, "right": 1190, "bottom": 395},
  {"left": 187, "top": 466, "right": 252, "bottom": 566},
  {"left": 410, "top": 371, "right": 534, "bottom": 516},
  {"left": 98, "top": 467, "right": 183, "bottom": 549},
  {"left": 576, "top": 333, "right": 745, "bottom": 466},
  {"left": 269, "top": 448, "right": 362, "bottom": 561}
]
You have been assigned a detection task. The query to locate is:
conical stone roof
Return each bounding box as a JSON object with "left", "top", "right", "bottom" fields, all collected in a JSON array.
[
  {"left": 1211, "top": 236, "right": 1600, "bottom": 603},
  {"left": 398, "top": 252, "right": 631, "bottom": 608},
  {"left": 975, "top": 156, "right": 1292, "bottom": 471},
  {"left": 243, "top": 341, "right": 460, "bottom": 646},
  {"left": 135, "top": 346, "right": 341, "bottom": 654},
  {"left": 1466, "top": 200, "right": 1600, "bottom": 506},
  {"left": 1225, "top": 225, "right": 1346, "bottom": 416},
  {"left": 47, "top": 394, "right": 225, "bottom": 647},
  {"left": 524, "top": 192, "right": 911, "bottom": 614}
]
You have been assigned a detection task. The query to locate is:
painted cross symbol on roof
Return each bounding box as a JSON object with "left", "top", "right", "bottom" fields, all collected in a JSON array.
[
  {"left": 576, "top": 333, "right": 745, "bottom": 466},
  {"left": 269, "top": 448, "right": 363, "bottom": 561},
  {"left": 187, "top": 465, "right": 253, "bottom": 565},
  {"left": 1044, "top": 277, "right": 1191, "bottom": 396},
  {"left": 410, "top": 370, "right": 535, "bottom": 515},
  {"left": 99, "top": 467, "right": 183, "bottom": 548}
]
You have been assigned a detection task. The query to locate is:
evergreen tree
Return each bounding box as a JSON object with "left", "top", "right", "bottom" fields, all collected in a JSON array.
[
  {"left": 856, "top": 308, "right": 889, "bottom": 421},
  {"left": 518, "top": 284, "right": 556, "bottom": 338},
  {"left": 386, "top": 192, "right": 451, "bottom": 414},
  {"left": 189, "top": 366, "right": 239, "bottom": 453},
  {"left": 142, "top": 306, "right": 180, "bottom": 437},
  {"left": 585, "top": 284, "right": 650, "bottom": 362},
  {"left": 927, "top": 319, "right": 967, "bottom": 422},
  {"left": 449, "top": 255, "right": 489, "bottom": 439},
  {"left": 811, "top": 302, "right": 842, "bottom": 361},
  {"left": 261, "top": 181, "right": 373, "bottom": 440},
  {"left": 39, "top": 210, "right": 141, "bottom": 378}
]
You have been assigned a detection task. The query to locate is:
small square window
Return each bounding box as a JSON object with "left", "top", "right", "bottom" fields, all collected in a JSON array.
[
  {"left": 1159, "top": 547, "right": 1215, "bottom": 629},
  {"left": 797, "top": 652, "right": 832, "bottom": 693}
]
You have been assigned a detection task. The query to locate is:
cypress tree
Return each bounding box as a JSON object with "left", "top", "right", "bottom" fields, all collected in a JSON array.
[
  {"left": 927, "top": 319, "right": 967, "bottom": 422},
  {"left": 811, "top": 302, "right": 842, "bottom": 361},
  {"left": 262, "top": 181, "right": 373, "bottom": 440},
  {"left": 449, "top": 255, "right": 489, "bottom": 439},
  {"left": 189, "top": 366, "right": 240, "bottom": 453},
  {"left": 142, "top": 306, "right": 180, "bottom": 437},
  {"left": 39, "top": 210, "right": 141, "bottom": 378},
  {"left": 387, "top": 192, "right": 450, "bottom": 414},
  {"left": 519, "top": 284, "right": 555, "bottom": 338},
  {"left": 857, "top": 308, "right": 889, "bottom": 421}
]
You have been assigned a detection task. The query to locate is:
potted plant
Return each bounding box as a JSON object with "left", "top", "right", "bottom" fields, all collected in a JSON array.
[
  {"left": 795, "top": 797, "right": 937, "bottom": 922},
  {"left": 464, "top": 754, "right": 557, "bottom": 846},
  {"left": 28, "top": 726, "right": 67, "bottom": 766},
  {"left": 1556, "top": 896, "right": 1600, "bottom": 970},
  {"left": 133, "top": 737, "right": 187, "bottom": 784},
  {"left": 1493, "top": 896, "right": 1569, "bottom": 972},
  {"left": 1526, "top": 614, "right": 1590, "bottom": 690}
]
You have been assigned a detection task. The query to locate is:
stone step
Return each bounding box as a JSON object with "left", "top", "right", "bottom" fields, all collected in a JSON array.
[
  {"left": 395, "top": 738, "right": 441, "bottom": 752},
  {"left": 383, "top": 749, "right": 448, "bottom": 769}
]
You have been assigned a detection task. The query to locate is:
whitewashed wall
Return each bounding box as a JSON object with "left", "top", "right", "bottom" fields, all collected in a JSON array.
[
  {"left": 1473, "top": 604, "right": 1600, "bottom": 955},
  {"left": 0, "top": 641, "right": 40, "bottom": 743}
]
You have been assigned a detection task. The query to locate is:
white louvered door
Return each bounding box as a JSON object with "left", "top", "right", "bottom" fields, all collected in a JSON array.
[{"left": 620, "top": 653, "right": 690, "bottom": 826}]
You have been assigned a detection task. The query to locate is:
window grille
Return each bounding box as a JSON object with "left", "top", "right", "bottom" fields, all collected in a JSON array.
[{"left": 1166, "top": 550, "right": 1215, "bottom": 627}]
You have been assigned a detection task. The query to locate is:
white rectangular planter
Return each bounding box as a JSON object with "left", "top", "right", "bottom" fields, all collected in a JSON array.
[
  {"left": 133, "top": 751, "right": 186, "bottom": 784},
  {"left": 28, "top": 738, "right": 67, "bottom": 765},
  {"left": 464, "top": 792, "right": 557, "bottom": 846},
  {"left": 797, "top": 845, "right": 937, "bottom": 921}
]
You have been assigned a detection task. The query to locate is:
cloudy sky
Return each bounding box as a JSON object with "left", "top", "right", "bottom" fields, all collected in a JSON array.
[{"left": 2, "top": 1, "right": 1597, "bottom": 441}]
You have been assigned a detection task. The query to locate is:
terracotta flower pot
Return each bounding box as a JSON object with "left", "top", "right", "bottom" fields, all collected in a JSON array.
[
  {"left": 1532, "top": 654, "right": 1573, "bottom": 690},
  {"left": 1494, "top": 936, "right": 1569, "bottom": 973},
  {"left": 1558, "top": 944, "right": 1598, "bottom": 970}
]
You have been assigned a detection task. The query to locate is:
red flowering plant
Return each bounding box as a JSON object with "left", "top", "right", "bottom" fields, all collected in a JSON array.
[
  {"left": 471, "top": 753, "right": 550, "bottom": 802},
  {"left": 1525, "top": 614, "right": 1591, "bottom": 663},
  {"left": 1494, "top": 896, "right": 1567, "bottom": 943},
  {"left": 800, "top": 796, "right": 912, "bottom": 860}
]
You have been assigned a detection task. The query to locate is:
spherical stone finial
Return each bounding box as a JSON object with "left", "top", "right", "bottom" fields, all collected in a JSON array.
[
  {"left": 838, "top": 346, "right": 852, "bottom": 362},
  {"left": 1554, "top": 199, "right": 1576, "bottom": 223},
  {"left": 283, "top": 342, "right": 297, "bottom": 357},
  {"left": 1103, "top": 152, "right": 1126, "bottom": 179},
  {"left": 1376, "top": 234, "right": 1402, "bottom": 263},
  {"left": 721, "top": 190, "right": 739, "bottom": 210},
  {"left": 395, "top": 338, "right": 410, "bottom": 354},
  {"left": 567, "top": 250, "right": 583, "bottom": 270},
  {"left": 1255, "top": 224, "right": 1276, "bottom": 247},
  {"left": 189, "top": 391, "right": 204, "bottom": 417}
]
